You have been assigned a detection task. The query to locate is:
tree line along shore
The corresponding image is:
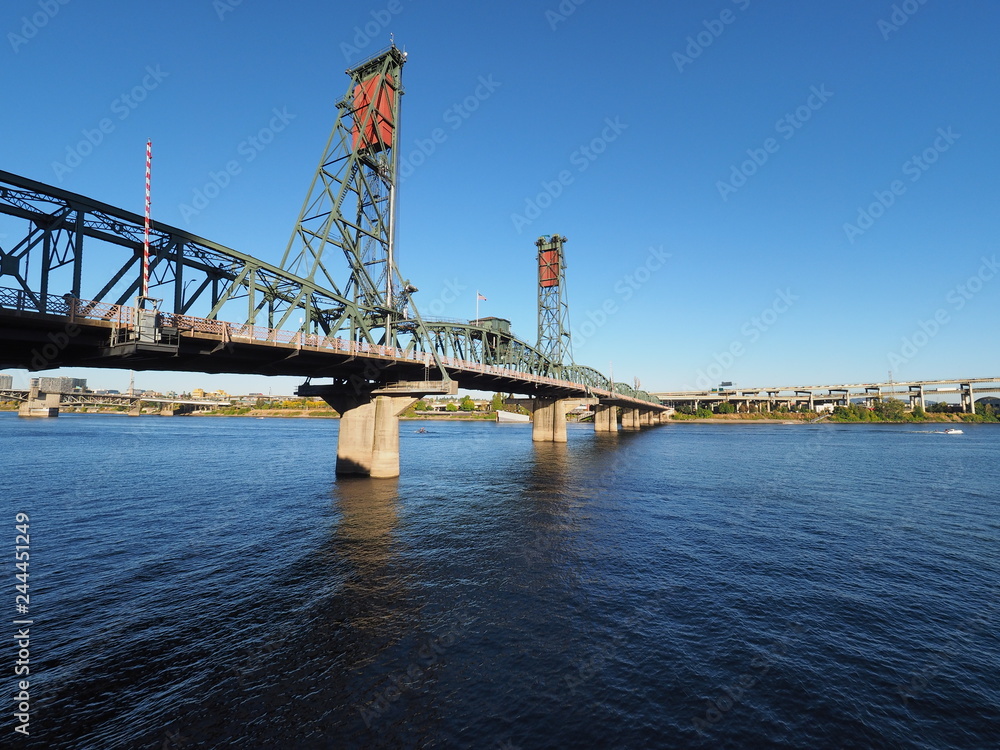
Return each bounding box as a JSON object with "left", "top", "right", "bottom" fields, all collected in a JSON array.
[{"left": 3, "top": 395, "right": 995, "bottom": 423}]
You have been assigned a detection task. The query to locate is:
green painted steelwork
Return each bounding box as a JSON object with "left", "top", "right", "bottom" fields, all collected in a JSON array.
[
  {"left": 535, "top": 234, "right": 572, "bottom": 376},
  {"left": 0, "top": 47, "right": 663, "bottom": 407}
]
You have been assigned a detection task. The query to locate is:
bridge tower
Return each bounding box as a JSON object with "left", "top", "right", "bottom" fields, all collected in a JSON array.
[
  {"left": 280, "top": 44, "right": 420, "bottom": 348},
  {"left": 287, "top": 45, "right": 452, "bottom": 478},
  {"left": 535, "top": 234, "right": 572, "bottom": 376}
]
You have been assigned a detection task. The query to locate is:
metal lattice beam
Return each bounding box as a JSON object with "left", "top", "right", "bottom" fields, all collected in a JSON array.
[{"left": 535, "top": 234, "right": 572, "bottom": 375}]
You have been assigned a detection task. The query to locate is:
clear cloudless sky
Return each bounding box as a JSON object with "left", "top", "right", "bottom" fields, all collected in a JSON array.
[{"left": 2, "top": 0, "right": 998, "bottom": 395}]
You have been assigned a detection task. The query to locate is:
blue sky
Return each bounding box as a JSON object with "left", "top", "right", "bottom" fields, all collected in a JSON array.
[{"left": 2, "top": 0, "right": 998, "bottom": 395}]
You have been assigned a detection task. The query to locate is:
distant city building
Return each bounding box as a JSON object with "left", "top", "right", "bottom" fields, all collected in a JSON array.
[
  {"left": 29, "top": 376, "right": 87, "bottom": 392},
  {"left": 0, "top": 374, "right": 12, "bottom": 390},
  {"left": 191, "top": 388, "right": 206, "bottom": 399}
]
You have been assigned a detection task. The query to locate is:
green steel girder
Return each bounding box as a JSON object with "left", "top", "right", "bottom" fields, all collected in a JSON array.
[
  {"left": 0, "top": 45, "right": 665, "bottom": 404},
  {"left": 0, "top": 169, "right": 368, "bottom": 337},
  {"left": 280, "top": 45, "right": 408, "bottom": 347}
]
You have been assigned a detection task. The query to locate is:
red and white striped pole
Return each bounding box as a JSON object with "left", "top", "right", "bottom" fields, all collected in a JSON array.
[{"left": 142, "top": 139, "right": 151, "bottom": 298}]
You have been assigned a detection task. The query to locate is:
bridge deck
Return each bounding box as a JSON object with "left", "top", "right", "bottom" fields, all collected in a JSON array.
[{"left": 0, "top": 298, "right": 663, "bottom": 410}]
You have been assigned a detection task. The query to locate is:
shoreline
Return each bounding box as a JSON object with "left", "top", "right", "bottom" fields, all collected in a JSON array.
[{"left": 3, "top": 409, "right": 992, "bottom": 426}]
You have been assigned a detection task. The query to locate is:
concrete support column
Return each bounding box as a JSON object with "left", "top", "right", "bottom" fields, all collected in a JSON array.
[
  {"left": 593, "top": 403, "right": 617, "bottom": 433},
  {"left": 18, "top": 389, "right": 59, "bottom": 418},
  {"left": 334, "top": 397, "right": 377, "bottom": 476},
  {"left": 532, "top": 397, "right": 568, "bottom": 443},
  {"left": 962, "top": 383, "right": 975, "bottom": 413},
  {"left": 315, "top": 389, "right": 418, "bottom": 478},
  {"left": 371, "top": 396, "right": 417, "bottom": 478},
  {"left": 642, "top": 410, "right": 654, "bottom": 426},
  {"left": 622, "top": 407, "right": 641, "bottom": 431}
]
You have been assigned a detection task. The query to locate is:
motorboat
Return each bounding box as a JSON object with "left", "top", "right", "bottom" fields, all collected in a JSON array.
[{"left": 943, "top": 428, "right": 963, "bottom": 434}]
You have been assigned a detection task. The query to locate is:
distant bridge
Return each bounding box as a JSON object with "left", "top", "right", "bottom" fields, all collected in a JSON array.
[
  {"left": 652, "top": 377, "right": 1000, "bottom": 413},
  {"left": 1, "top": 387, "right": 230, "bottom": 416}
]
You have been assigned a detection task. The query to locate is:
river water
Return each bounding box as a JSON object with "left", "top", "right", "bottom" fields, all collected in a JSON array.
[{"left": 2, "top": 413, "right": 998, "bottom": 749}]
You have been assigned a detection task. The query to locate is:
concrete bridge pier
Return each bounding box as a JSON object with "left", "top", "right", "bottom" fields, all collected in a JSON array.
[
  {"left": 371, "top": 396, "right": 418, "bottom": 477},
  {"left": 621, "top": 407, "right": 641, "bottom": 431},
  {"left": 18, "top": 387, "right": 59, "bottom": 418},
  {"left": 532, "top": 397, "right": 568, "bottom": 442},
  {"left": 334, "top": 396, "right": 377, "bottom": 475},
  {"left": 961, "top": 383, "right": 976, "bottom": 414},
  {"left": 593, "top": 403, "right": 617, "bottom": 433},
  {"left": 303, "top": 380, "right": 451, "bottom": 478},
  {"left": 321, "top": 393, "right": 417, "bottom": 477}
]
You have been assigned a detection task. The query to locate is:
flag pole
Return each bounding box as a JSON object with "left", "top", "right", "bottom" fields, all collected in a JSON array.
[{"left": 476, "top": 290, "right": 480, "bottom": 323}]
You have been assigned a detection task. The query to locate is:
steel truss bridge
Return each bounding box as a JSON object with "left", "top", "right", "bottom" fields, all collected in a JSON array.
[{"left": 0, "top": 45, "right": 664, "bottom": 474}]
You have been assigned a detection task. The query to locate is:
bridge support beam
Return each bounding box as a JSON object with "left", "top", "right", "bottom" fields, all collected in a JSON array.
[
  {"left": 593, "top": 403, "right": 617, "bottom": 433},
  {"left": 532, "top": 397, "right": 568, "bottom": 443},
  {"left": 621, "top": 407, "right": 641, "bottom": 431},
  {"left": 961, "top": 383, "right": 976, "bottom": 414},
  {"left": 18, "top": 389, "right": 59, "bottom": 418}
]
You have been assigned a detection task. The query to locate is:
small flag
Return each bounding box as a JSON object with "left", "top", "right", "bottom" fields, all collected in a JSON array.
[{"left": 477, "top": 292, "right": 487, "bottom": 301}]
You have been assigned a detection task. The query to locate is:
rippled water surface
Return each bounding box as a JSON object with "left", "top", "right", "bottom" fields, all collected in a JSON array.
[{"left": 3, "top": 413, "right": 999, "bottom": 748}]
